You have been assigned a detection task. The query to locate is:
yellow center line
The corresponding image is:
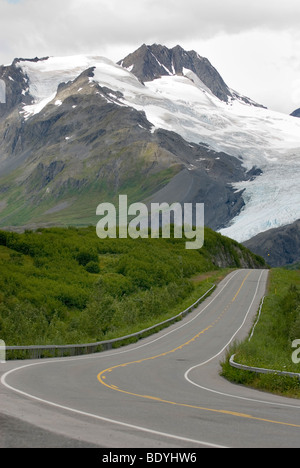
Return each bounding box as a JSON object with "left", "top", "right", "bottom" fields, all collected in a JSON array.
[
  {"left": 97, "top": 271, "right": 300, "bottom": 429},
  {"left": 232, "top": 271, "right": 251, "bottom": 302}
]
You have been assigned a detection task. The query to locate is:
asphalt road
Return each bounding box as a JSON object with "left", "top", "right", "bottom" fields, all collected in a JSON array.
[{"left": 1, "top": 268, "right": 300, "bottom": 448}]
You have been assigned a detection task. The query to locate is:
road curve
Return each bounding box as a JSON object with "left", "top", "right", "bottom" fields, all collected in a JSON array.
[{"left": 1, "top": 268, "right": 300, "bottom": 448}]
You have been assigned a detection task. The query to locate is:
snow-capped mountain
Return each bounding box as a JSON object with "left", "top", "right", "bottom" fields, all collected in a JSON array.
[
  {"left": 117, "top": 45, "right": 300, "bottom": 246},
  {"left": 0, "top": 44, "right": 300, "bottom": 265}
]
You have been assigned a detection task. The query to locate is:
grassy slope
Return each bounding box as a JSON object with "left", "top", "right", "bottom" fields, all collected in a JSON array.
[{"left": 0, "top": 225, "right": 265, "bottom": 358}]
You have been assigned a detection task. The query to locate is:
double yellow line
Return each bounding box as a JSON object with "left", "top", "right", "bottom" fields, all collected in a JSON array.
[{"left": 97, "top": 271, "right": 300, "bottom": 429}]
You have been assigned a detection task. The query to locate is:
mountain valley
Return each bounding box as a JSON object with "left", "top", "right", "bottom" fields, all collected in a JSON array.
[{"left": 0, "top": 44, "right": 299, "bottom": 266}]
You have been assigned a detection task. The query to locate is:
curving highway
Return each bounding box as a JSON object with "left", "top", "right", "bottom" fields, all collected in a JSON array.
[{"left": 1, "top": 268, "right": 300, "bottom": 448}]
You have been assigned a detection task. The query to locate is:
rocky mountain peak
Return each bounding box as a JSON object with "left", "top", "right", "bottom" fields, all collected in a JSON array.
[{"left": 118, "top": 43, "right": 232, "bottom": 102}]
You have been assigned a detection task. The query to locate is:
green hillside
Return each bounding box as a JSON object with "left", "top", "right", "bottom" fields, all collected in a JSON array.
[{"left": 0, "top": 225, "right": 265, "bottom": 357}]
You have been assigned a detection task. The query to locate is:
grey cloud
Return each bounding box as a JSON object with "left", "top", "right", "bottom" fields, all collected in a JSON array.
[
  {"left": 1, "top": 0, "right": 300, "bottom": 64},
  {"left": 0, "top": 0, "right": 299, "bottom": 113}
]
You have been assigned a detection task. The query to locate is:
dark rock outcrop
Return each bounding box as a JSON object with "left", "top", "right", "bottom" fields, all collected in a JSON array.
[
  {"left": 291, "top": 108, "right": 300, "bottom": 118},
  {"left": 243, "top": 219, "right": 300, "bottom": 267}
]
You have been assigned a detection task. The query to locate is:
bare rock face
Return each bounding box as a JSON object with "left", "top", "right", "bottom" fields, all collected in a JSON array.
[{"left": 243, "top": 219, "right": 300, "bottom": 267}]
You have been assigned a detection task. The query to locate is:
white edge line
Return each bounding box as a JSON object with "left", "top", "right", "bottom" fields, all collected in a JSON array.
[
  {"left": 184, "top": 270, "right": 300, "bottom": 409},
  {"left": 0, "top": 271, "right": 242, "bottom": 449},
  {"left": 1, "top": 365, "right": 226, "bottom": 448}
]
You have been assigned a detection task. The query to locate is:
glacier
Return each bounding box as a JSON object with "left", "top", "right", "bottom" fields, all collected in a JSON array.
[{"left": 16, "top": 55, "right": 300, "bottom": 243}]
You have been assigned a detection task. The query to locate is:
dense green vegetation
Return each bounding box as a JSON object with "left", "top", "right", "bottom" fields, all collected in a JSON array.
[
  {"left": 0, "top": 225, "right": 264, "bottom": 358},
  {"left": 221, "top": 267, "right": 300, "bottom": 398}
]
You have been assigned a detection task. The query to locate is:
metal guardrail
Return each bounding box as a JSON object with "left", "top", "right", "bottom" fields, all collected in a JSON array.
[
  {"left": 5, "top": 284, "right": 216, "bottom": 360},
  {"left": 229, "top": 354, "right": 300, "bottom": 380}
]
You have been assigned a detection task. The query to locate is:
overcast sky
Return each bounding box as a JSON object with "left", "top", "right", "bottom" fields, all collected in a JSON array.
[{"left": 1, "top": 0, "right": 300, "bottom": 114}]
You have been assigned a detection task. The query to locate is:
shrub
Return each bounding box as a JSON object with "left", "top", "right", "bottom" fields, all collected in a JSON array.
[
  {"left": 85, "top": 261, "right": 100, "bottom": 274},
  {"left": 76, "top": 250, "right": 98, "bottom": 266}
]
